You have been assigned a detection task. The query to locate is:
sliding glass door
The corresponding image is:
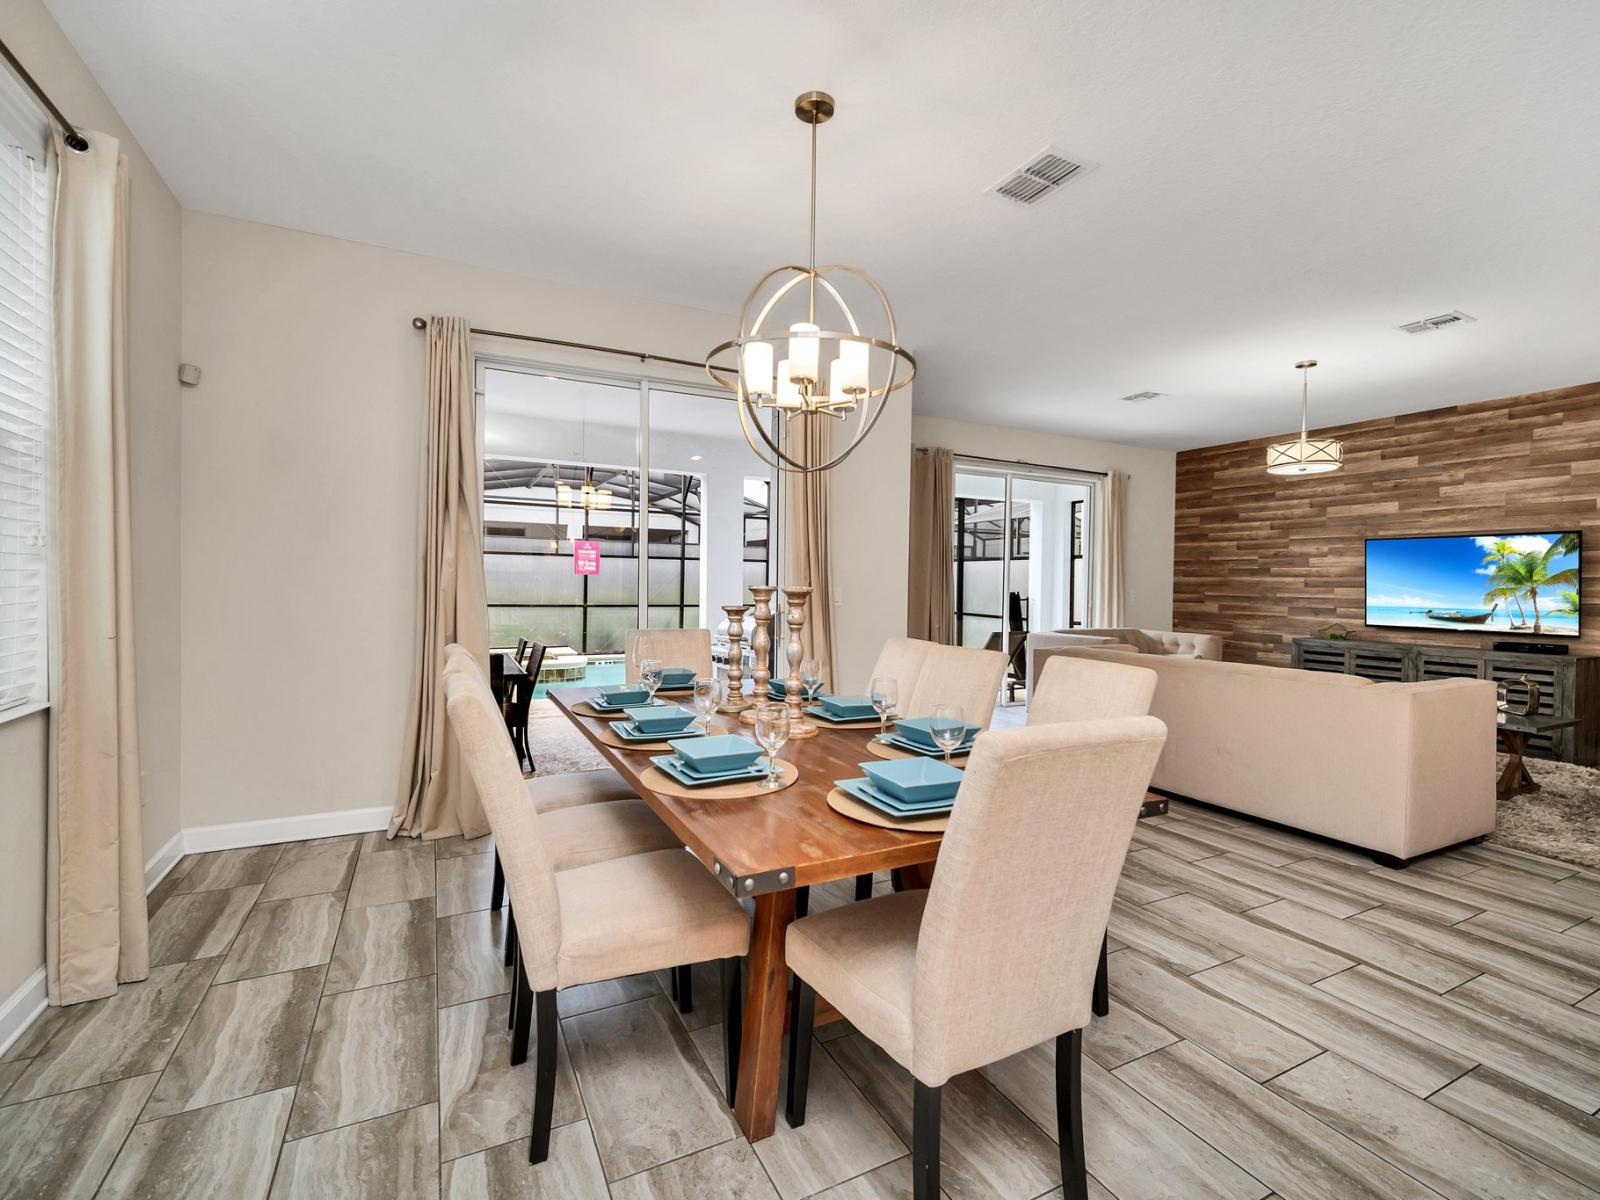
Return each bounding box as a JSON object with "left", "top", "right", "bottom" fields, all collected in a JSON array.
[
  {"left": 953, "top": 460, "right": 1097, "bottom": 702},
  {"left": 477, "top": 359, "right": 777, "bottom": 690}
]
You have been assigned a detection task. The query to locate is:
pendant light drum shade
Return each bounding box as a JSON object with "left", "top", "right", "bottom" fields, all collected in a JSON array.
[{"left": 1266, "top": 359, "right": 1344, "bottom": 476}]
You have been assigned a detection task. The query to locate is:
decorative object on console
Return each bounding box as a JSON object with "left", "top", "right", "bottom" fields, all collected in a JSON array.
[
  {"left": 719, "top": 604, "right": 751, "bottom": 713},
  {"left": 1266, "top": 359, "right": 1343, "bottom": 476},
  {"left": 704, "top": 91, "right": 916, "bottom": 475},
  {"left": 1496, "top": 675, "right": 1542, "bottom": 718},
  {"left": 742, "top": 586, "right": 776, "bottom": 727},
  {"left": 1314, "top": 623, "right": 1351, "bottom": 640},
  {"left": 779, "top": 586, "right": 818, "bottom": 738}
]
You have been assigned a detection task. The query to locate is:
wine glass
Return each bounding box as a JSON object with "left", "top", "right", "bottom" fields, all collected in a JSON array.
[
  {"left": 629, "top": 634, "right": 654, "bottom": 680},
  {"left": 801, "top": 658, "right": 824, "bottom": 702},
  {"left": 753, "top": 702, "right": 790, "bottom": 790},
  {"left": 639, "top": 658, "right": 664, "bottom": 703},
  {"left": 929, "top": 703, "right": 967, "bottom": 765},
  {"left": 692, "top": 676, "right": 721, "bottom": 730},
  {"left": 870, "top": 676, "right": 899, "bottom": 743}
]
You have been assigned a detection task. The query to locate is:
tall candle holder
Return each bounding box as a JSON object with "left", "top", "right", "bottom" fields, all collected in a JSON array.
[
  {"left": 741, "top": 585, "right": 777, "bottom": 726},
  {"left": 781, "top": 585, "right": 818, "bottom": 737},
  {"left": 718, "top": 604, "right": 751, "bottom": 713}
]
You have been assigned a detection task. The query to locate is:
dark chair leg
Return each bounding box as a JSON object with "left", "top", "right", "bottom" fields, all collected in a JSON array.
[
  {"left": 720, "top": 956, "right": 743, "bottom": 1106},
  {"left": 490, "top": 849, "right": 505, "bottom": 911},
  {"left": 510, "top": 947, "right": 533, "bottom": 1064},
  {"left": 528, "top": 989, "right": 558, "bottom": 1164},
  {"left": 854, "top": 873, "right": 873, "bottom": 901},
  {"left": 675, "top": 964, "right": 694, "bottom": 1015},
  {"left": 1093, "top": 931, "right": 1109, "bottom": 1018},
  {"left": 504, "top": 908, "right": 517, "bottom": 968},
  {"left": 912, "top": 1080, "right": 942, "bottom": 1200},
  {"left": 891, "top": 867, "right": 907, "bottom": 892},
  {"left": 795, "top": 885, "right": 810, "bottom": 919},
  {"left": 668, "top": 967, "right": 679, "bottom": 1001},
  {"left": 785, "top": 977, "right": 816, "bottom": 1127},
  {"left": 1057, "top": 1028, "right": 1088, "bottom": 1200}
]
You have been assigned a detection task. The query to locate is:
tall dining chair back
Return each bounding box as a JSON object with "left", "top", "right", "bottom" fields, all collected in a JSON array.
[
  {"left": 1028, "top": 653, "right": 1158, "bottom": 725},
  {"left": 868, "top": 637, "right": 1008, "bottom": 729},
  {"left": 785, "top": 716, "right": 1168, "bottom": 1199},
  {"left": 515, "top": 636, "right": 531, "bottom": 668},
  {"left": 624, "top": 627, "right": 714, "bottom": 682}
]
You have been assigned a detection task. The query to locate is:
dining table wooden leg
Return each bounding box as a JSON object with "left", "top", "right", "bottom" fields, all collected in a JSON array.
[{"left": 733, "top": 887, "right": 798, "bottom": 1141}]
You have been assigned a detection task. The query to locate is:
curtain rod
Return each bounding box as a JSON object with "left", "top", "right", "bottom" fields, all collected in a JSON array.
[
  {"left": 410, "top": 316, "right": 733, "bottom": 375},
  {"left": 933, "top": 448, "right": 1110, "bottom": 479},
  {"left": 0, "top": 36, "right": 90, "bottom": 152}
]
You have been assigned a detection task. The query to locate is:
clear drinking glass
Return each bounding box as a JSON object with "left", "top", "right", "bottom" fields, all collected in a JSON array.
[
  {"left": 929, "top": 703, "right": 967, "bottom": 765},
  {"left": 639, "top": 658, "right": 664, "bottom": 702},
  {"left": 801, "top": 658, "right": 823, "bottom": 702},
  {"left": 629, "top": 634, "right": 654, "bottom": 680},
  {"left": 754, "top": 702, "right": 790, "bottom": 790},
  {"left": 870, "top": 676, "right": 899, "bottom": 743},
  {"left": 692, "top": 676, "right": 721, "bottom": 729}
]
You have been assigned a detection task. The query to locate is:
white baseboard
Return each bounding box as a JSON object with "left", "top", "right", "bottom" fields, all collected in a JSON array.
[
  {"left": 144, "top": 831, "right": 184, "bottom": 893},
  {"left": 0, "top": 967, "right": 47, "bottom": 1060},
  {"left": 181, "top": 805, "right": 391, "bottom": 854}
]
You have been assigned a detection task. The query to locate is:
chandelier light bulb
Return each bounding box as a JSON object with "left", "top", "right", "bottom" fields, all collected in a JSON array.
[
  {"left": 787, "top": 322, "right": 820, "bottom": 384},
  {"left": 741, "top": 340, "right": 773, "bottom": 399}
]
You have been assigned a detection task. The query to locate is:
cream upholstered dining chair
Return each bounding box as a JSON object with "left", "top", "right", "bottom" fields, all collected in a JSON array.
[
  {"left": 784, "top": 716, "right": 1167, "bottom": 1200},
  {"left": 1026, "top": 651, "right": 1160, "bottom": 1021},
  {"left": 867, "top": 637, "right": 1009, "bottom": 728},
  {"left": 624, "top": 627, "right": 714, "bottom": 682},
  {"left": 444, "top": 665, "right": 751, "bottom": 1163}
]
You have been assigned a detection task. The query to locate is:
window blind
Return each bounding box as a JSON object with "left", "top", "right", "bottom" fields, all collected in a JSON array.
[{"left": 0, "top": 136, "right": 51, "bottom": 714}]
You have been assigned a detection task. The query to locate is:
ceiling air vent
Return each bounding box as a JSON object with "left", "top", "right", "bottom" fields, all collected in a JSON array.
[
  {"left": 989, "top": 148, "right": 1089, "bottom": 206},
  {"left": 1398, "top": 310, "right": 1476, "bottom": 334},
  {"left": 1119, "top": 391, "right": 1165, "bottom": 403}
]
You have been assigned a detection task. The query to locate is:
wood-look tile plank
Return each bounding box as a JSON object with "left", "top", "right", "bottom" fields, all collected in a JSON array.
[
  {"left": 1455, "top": 865, "right": 1600, "bottom": 919},
  {"left": 1251, "top": 900, "right": 1474, "bottom": 993},
  {"left": 270, "top": 1104, "right": 439, "bottom": 1200},
  {"left": 828, "top": 1032, "right": 1061, "bottom": 1200},
  {"left": 436, "top": 908, "right": 511, "bottom": 1007},
  {"left": 1, "top": 960, "right": 218, "bottom": 1105},
  {"left": 654, "top": 960, "right": 725, "bottom": 1033},
  {"left": 0, "top": 1073, "right": 157, "bottom": 1200},
  {"left": 1105, "top": 950, "right": 1318, "bottom": 1082},
  {"left": 609, "top": 1139, "right": 780, "bottom": 1200},
  {"left": 438, "top": 995, "right": 582, "bottom": 1162},
  {"left": 1146, "top": 894, "right": 1353, "bottom": 982},
  {"left": 1171, "top": 813, "right": 1375, "bottom": 868},
  {"left": 1289, "top": 858, "right": 1483, "bottom": 923},
  {"left": 1373, "top": 867, "right": 1588, "bottom": 932},
  {"left": 0, "top": 1062, "right": 22, "bottom": 1098},
  {"left": 981, "top": 1039, "right": 1267, "bottom": 1200},
  {"left": 1115, "top": 1042, "right": 1442, "bottom": 1200},
  {"left": 213, "top": 891, "right": 345, "bottom": 983},
  {"left": 147, "top": 885, "right": 262, "bottom": 966},
  {"left": 1122, "top": 848, "right": 1277, "bottom": 912},
  {"left": 1571, "top": 918, "right": 1600, "bottom": 947},
  {"left": 1582, "top": 989, "right": 1600, "bottom": 1016},
  {"left": 1083, "top": 999, "right": 1179, "bottom": 1070},
  {"left": 258, "top": 839, "right": 360, "bottom": 902},
  {"left": 289, "top": 975, "right": 438, "bottom": 1139},
  {"left": 1115, "top": 861, "right": 1184, "bottom": 907},
  {"left": 436, "top": 852, "right": 498, "bottom": 918},
  {"left": 1431, "top": 1066, "right": 1600, "bottom": 1192},
  {"left": 1456, "top": 841, "right": 1585, "bottom": 880},
  {"left": 1196, "top": 854, "right": 1374, "bottom": 918},
  {"left": 1107, "top": 899, "right": 1240, "bottom": 974},
  {"left": 142, "top": 965, "right": 323, "bottom": 1120},
  {"left": 556, "top": 973, "right": 663, "bottom": 1019},
  {"left": 433, "top": 833, "right": 494, "bottom": 861},
  {"left": 360, "top": 830, "right": 433, "bottom": 856},
  {"left": 173, "top": 845, "right": 285, "bottom": 894},
  {"left": 804, "top": 1157, "right": 922, "bottom": 1200},
  {"left": 1268, "top": 1053, "right": 1597, "bottom": 1200},
  {"left": 1194, "top": 958, "right": 1472, "bottom": 1097},
  {"left": 440, "top": 1121, "right": 608, "bottom": 1200},
  {"left": 1318, "top": 965, "right": 1600, "bottom": 1110},
  {"left": 1130, "top": 825, "right": 1228, "bottom": 863},
  {"left": 325, "top": 897, "right": 436, "bottom": 995},
  {"left": 563, "top": 995, "right": 738, "bottom": 1182},
  {"left": 98, "top": 1086, "right": 294, "bottom": 1199},
  {"left": 1142, "top": 820, "right": 1301, "bottom": 867},
  {"left": 1353, "top": 905, "right": 1599, "bottom": 1002},
  {"left": 1449, "top": 973, "right": 1600, "bottom": 1059},
  {"left": 346, "top": 845, "right": 435, "bottom": 909}
]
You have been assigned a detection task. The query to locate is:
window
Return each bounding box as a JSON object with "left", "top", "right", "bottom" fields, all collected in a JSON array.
[{"left": 0, "top": 120, "right": 52, "bottom": 716}]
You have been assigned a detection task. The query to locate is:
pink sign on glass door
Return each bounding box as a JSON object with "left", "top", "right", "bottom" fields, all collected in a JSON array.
[{"left": 573, "top": 539, "right": 601, "bottom": 575}]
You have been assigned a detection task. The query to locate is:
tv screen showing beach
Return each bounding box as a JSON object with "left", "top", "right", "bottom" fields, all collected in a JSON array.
[{"left": 1365, "top": 532, "right": 1581, "bottom": 637}]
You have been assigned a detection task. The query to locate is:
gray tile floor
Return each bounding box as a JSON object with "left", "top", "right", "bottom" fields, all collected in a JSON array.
[{"left": 5, "top": 783, "right": 1600, "bottom": 1197}]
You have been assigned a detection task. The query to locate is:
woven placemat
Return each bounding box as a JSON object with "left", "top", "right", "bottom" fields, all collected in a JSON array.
[
  {"left": 640, "top": 759, "right": 799, "bottom": 800},
  {"left": 574, "top": 699, "right": 689, "bottom": 721},
  {"left": 593, "top": 722, "right": 708, "bottom": 751},
  {"left": 864, "top": 739, "right": 968, "bottom": 766},
  {"left": 826, "top": 786, "right": 950, "bottom": 832}
]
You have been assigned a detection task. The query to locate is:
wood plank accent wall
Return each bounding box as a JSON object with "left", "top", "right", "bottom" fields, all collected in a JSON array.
[{"left": 1174, "top": 380, "right": 1600, "bottom": 665}]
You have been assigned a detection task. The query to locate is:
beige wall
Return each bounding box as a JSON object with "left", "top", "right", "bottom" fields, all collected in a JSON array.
[
  {"left": 0, "top": 1, "right": 183, "bottom": 1008},
  {"left": 180, "top": 212, "right": 911, "bottom": 827},
  {"left": 911, "top": 415, "right": 1177, "bottom": 631}
]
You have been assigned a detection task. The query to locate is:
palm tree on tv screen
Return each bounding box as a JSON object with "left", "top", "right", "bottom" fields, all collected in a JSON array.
[
  {"left": 1486, "top": 547, "right": 1580, "bottom": 634},
  {"left": 1481, "top": 538, "right": 1530, "bottom": 627},
  {"left": 1552, "top": 588, "right": 1580, "bottom": 621}
]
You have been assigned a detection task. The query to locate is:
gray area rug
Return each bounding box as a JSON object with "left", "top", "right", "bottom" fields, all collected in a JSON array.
[
  {"left": 526, "top": 699, "right": 607, "bottom": 776},
  {"left": 1493, "top": 755, "right": 1600, "bottom": 869}
]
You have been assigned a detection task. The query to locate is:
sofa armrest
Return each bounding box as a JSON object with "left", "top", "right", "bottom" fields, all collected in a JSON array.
[
  {"left": 1378, "top": 680, "right": 1498, "bottom": 857},
  {"left": 1025, "top": 633, "right": 1123, "bottom": 691}
]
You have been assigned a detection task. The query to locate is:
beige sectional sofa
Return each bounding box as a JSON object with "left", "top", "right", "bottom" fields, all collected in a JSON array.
[
  {"left": 1043, "top": 647, "right": 1497, "bottom": 865},
  {"left": 1025, "top": 628, "right": 1222, "bottom": 696}
]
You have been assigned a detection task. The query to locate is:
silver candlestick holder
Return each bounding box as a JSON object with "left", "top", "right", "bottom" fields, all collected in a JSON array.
[
  {"left": 781, "top": 585, "right": 817, "bottom": 738},
  {"left": 718, "top": 604, "right": 751, "bottom": 714},
  {"left": 741, "top": 585, "right": 777, "bottom": 726}
]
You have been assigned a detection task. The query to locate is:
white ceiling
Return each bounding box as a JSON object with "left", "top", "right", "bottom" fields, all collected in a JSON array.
[{"left": 45, "top": 0, "right": 1600, "bottom": 450}]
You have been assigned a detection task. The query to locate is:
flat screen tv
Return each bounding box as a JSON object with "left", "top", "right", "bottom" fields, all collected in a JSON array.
[{"left": 1365, "top": 532, "right": 1581, "bottom": 637}]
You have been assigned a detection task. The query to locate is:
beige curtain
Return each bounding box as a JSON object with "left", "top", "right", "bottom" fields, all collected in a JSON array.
[
  {"left": 907, "top": 447, "right": 956, "bottom": 644},
  {"left": 391, "top": 316, "right": 490, "bottom": 841},
  {"left": 1091, "top": 469, "right": 1127, "bottom": 626},
  {"left": 782, "top": 411, "right": 835, "bottom": 684},
  {"left": 47, "top": 130, "right": 147, "bottom": 1006}
]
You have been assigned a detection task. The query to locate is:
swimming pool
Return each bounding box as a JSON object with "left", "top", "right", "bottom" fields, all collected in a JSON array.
[{"left": 532, "top": 657, "right": 625, "bottom": 699}]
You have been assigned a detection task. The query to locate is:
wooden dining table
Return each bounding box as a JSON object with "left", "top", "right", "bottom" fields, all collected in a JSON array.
[{"left": 550, "top": 685, "right": 946, "bottom": 1141}]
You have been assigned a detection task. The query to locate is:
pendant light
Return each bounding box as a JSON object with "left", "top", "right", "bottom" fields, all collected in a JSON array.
[{"left": 1266, "top": 359, "right": 1343, "bottom": 475}]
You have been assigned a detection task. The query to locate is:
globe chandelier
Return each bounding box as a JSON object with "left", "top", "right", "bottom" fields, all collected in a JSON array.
[
  {"left": 706, "top": 91, "right": 916, "bottom": 474},
  {"left": 1265, "top": 359, "right": 1343, "bottom": 475}
]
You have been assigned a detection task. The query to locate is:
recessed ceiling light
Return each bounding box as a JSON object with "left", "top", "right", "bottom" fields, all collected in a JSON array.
[
  {"left": 690, "top": 454, "right": 703, "bottom": 461},
  {"left": 1119, "top": 391, "right": 1165, "bottom": 403}
]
